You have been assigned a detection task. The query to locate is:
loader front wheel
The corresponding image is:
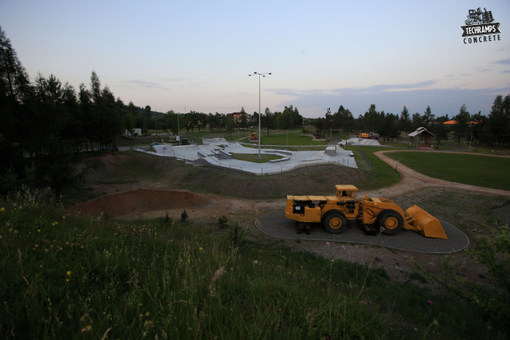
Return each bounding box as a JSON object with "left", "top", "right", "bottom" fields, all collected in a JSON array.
[
  {"left": 377, "top": 210, "right": 404, "bottom": 235},
  {"left": 323, "top": 211, "right": 347, "bottom": 234}
]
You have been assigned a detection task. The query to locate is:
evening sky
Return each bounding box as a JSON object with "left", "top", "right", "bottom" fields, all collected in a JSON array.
[{"left": 1, "top": 0, "right": 509, "bottom": 117}]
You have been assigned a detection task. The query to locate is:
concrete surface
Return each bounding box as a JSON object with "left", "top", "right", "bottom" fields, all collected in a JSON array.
[
  {"left": 338, "top": 137, "right": 382, "bottom": 146},
  {"left": 256, "top": 211, "right": 470, "bottom": 254},
  {"left": 137, "top": 138, "right": 357, "bottom": 175}
]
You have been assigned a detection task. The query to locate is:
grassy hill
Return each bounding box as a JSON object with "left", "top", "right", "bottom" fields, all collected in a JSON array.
[
  {"left": 63, "top": 149, "right": 399, "bottom": 203},
  {"left": 3, "top": 144, "right": 510, "bottom": 338},
  {"left": 2, "top": 189, "right": 508, "bottom": 338}
]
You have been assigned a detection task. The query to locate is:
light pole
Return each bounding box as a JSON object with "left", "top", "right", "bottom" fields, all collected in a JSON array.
[{"left": 249, "top": 72, "right": 271, "bottom": 158}]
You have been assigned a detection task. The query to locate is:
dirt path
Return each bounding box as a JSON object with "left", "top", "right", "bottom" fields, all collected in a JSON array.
[{"left": 364, "top": 150, "right": 510, "bottom": 198}]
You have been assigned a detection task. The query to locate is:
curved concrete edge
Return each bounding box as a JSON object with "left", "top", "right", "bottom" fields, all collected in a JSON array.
[{"left": 255, "top": 212, "right": 470, "bottom": 254}]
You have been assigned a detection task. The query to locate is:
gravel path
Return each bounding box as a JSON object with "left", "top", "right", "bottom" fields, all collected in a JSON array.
[{"left": 367, "top": 150, "right": 510, "bottom": 198}]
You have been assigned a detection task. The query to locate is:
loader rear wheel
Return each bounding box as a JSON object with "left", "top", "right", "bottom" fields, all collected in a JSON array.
[
  {"left": 323, "top": 211, "right": 347, "bottom": 234},
  {"left": 377, "top": 210, "right": 404, "bottom": 235}
]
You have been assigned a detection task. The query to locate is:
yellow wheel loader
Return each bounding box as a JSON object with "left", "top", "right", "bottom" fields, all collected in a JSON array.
[{"left": 285, "top": 185, "right": 447, "bottom": 239}]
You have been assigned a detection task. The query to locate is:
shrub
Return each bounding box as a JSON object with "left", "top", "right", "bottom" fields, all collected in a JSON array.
[
  {"left": 217, "top": 215, "right": 228, "bottom": 229},
  {"left": 181, "top": 209, "right": 188, "bottom": 222}
]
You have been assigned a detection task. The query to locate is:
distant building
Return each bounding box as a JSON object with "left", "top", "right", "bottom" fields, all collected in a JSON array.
[
  {"left": 408, "top": 127, "right": 435, "bottom": 148},
  {"left": 124, "top": 128, "right": 142, "bottom": 137}
]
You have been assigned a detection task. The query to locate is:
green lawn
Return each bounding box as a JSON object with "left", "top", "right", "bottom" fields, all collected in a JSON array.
[
  {"left": 350, "top": 146, "right": 401, "bottom": 189},
  {"left": 388, "top": 152, "right": 510, "bottom": 191},
  {"left": 258, "top": 131, "right": 328, "bottom": 146},
  {"left": 232, "top": 153, "right": 282, "bottom": 163}
]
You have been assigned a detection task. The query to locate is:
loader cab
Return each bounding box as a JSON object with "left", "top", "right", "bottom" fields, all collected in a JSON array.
[
  {"left": 335, "top": 185, "right": 358, "bottom": 200},
  {"left": 333, "top": 185, "right": 360, "bottom": 218}
]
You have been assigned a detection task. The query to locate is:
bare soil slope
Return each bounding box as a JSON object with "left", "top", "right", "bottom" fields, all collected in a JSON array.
[{"left": 70, "top": 189, "right": 212, "bottom": 216}]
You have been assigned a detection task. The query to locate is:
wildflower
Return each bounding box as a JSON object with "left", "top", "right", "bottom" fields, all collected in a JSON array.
[
  {"left": 208, "top": 267, "right": 226, "bottom": 290},
  {"left": 252, "top": 260, "right": 259, "bottom": 265},
  {"left": 65, "top": 279, "right": 69, "bottom": 283},
  {"left": 427, "top": 300, "right": 433, "bottom": 306},
  {"left": 0, "top": 207, "right": 5, "bottom": 212},
  {"left": 37, "top": 229, "right": 41, "bottom": 233},
  {"left": 66, "top": 271, "right": 72, "bottom": 277},
  {"left": 80, "top": 325, "right": 92, "bottom": 333}
]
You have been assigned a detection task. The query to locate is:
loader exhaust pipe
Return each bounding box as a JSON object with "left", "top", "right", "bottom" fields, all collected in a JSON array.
[{"left": 404, "top": 205, "right": 448, "bottom": 239}]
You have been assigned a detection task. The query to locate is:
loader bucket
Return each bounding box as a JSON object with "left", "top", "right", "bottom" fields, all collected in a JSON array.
[{"left": 404, "top": 205, "right": 448, "bottom": 239}]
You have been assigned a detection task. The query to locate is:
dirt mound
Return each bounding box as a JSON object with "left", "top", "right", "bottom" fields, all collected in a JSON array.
[{"left": 69, "top": 189, "right": 212, "bottom": 216}]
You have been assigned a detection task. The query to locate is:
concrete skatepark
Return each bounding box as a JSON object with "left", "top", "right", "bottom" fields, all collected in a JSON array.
[{"left": 139, "top": 138, "right": 358, "bottom": 175}]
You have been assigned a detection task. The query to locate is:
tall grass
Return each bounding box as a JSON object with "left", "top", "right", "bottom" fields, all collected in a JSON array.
[{"left": 1, "top": 189, "right": 507, "bottom": 338}]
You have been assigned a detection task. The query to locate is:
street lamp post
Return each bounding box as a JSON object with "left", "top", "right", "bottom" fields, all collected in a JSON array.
[{"left": 249, "top": 72, "right": 271, "bottom": 158}]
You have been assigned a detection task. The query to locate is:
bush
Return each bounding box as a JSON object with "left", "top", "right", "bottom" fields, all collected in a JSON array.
[
  {"left": 467, "top": 224, "right": 510, "bottom": 326},
  {"left": 416, "top": 223, "right": 510, "bottom": 329},
  {"left": 181, "top": 209, "right": 188, "bottom": 222},
  {"left": 217, "top": 215, "right": 228, "bottom": 229}
]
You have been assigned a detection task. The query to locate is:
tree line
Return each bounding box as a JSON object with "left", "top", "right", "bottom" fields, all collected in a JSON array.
[
  {"left": 1, "top": 27, "right": 132, "bottom": 193},
  {"left": 311, "top": 99, "right": 510, "bottom": 146},
  {"left": 150, "top": 104, "right": 303, "bottom": 134}
]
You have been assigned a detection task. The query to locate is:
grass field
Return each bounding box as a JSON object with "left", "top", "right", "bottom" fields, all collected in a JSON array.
[
  {"left": 387, "top": 152, "right": 510, "bottom": 191},
  {"left": 350, "top": 146, "right": 401, "bottom": 189},
  {"left": 258, "top": 130, "right": 328, "bottom": 146},
  {"left": 2, "top": 189, "right": 508, "bottom": 339},
  {"left": 231, "top": 153, "right": 283, "bottom": 163}
]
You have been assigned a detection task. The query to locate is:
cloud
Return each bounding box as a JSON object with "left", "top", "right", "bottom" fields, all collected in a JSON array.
[
  {"left": 495, "top": 58, "right": 510, "bottom": 65},
  {"left": 122, "top": 79, "right": 168, "bottom": 90},
  {"left": 351, "top": 80, "right": 437, "bottom": 93}
]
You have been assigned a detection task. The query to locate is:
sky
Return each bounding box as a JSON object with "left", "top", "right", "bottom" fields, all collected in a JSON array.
[{"left": 1, "top": 0, "right": 509, "bottom": 118}]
